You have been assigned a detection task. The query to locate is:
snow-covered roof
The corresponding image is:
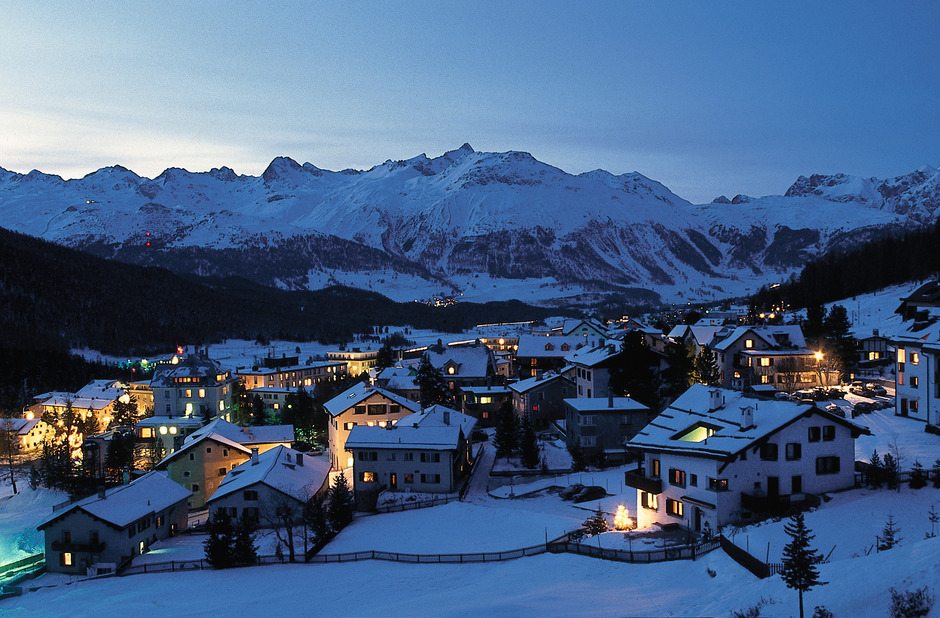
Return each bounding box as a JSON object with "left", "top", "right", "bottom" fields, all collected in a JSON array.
[
  {"left": 38, "top": 471, "right": 190, "bottom": 530},
  {"left": 376, "top": 366, "right": 416, "bottom": 380},
  {"left": 460, "top": 385, "right": 511, "bottom": 395},
  {"left": 383, "top": 375, "right": 419, "bottom": 391},
  {"left": 75, "top": 379, "right": 124, "bottom": 401},
  {"left": 564, "top": 397, "right": 648, "bottom": 413},
  {"left": 508, "top": 372, "right": 572, "bottom": 394},
  {"left": 185, "top": 418, "right": 294, "bottom": 446},
  {"left": 712, "top": 325, "right": 807, "bottom": 352},
  {"left": 561, "top": 318, "right": 607, "bottom": 337},
  {"left": 208, "top": 445, "right": 330, "bottom": 504},
  {"left": 39, "top": 395, "right": 115, "bottom": 410},
  {"left": 237, "top": 360, "right": 343, "bottom": 375},
  {"left": 156, "top": 431, "right": 252, "bottom": 468},
  {"left": 515, "top": 335, "right": 589, "bottom": 358},
  {"left": 668, "top": 324, "right": 723, "bottom": 347},
  {"left": 423, "top": 344, "right": 495, "bottom": 378},
  {"left": 345, "top": 406, "right": 475, "bottom": 451},
  {"left": 565, "top": 342, "right": 620, "bottom": 368},
  {"left": 323, "top": 382, "right": 421, "bottom": 418},
  {"left": 0, "top": 417, "right": 42, "bottom": 435},
  {"left": 628, "top": 384, "right": 868, "bottom": 459},
  {"left": 151, "top": 353, "right": 234, "bottom": 388}
]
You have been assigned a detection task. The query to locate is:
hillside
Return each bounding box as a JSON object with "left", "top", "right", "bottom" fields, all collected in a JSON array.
[{"left": 1, "top": 148, "right": 937, "bottom": 306}]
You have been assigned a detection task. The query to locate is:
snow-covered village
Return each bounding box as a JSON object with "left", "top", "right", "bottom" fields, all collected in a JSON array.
[{"left": 2, "top": 3, "right": 939, "bottom": 617}]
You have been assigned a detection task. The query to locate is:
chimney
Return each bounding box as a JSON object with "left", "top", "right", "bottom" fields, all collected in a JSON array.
[
  {"left": 873, "top": 328, "right": 879, "bottom": 337},
  {"left": 296, "top": 452, "right": 303, "bottom": 466},
  {"left": 251, "top": 447, "right": 259, "bottom": 465},
  {"left": 740, "top": 406, "right": 754, "bottom": 430},
  {"left": 97, "top": 486, "right": 107, "bottom": 499},
  {"left": 443, "top": 409, "right": 451, "bottom": 426},
  {"left": 708, "top": 389, "right": 723, "bottom": 412}
]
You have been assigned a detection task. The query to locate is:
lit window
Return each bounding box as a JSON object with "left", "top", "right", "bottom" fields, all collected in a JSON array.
[
  {"left": 361, "top": 472, "right": 376, "bottom": 482},
  {"left": 666, "top": 498, "right": 683, "bottom": 517},
  {"left": 347, "top": 456, "right": 354, "bottom": 467},
  {"left": 199, "top": 389, "right": 206, "bottom": 398},
  {"left": 759, "top": 357, "right": 771, "bottom": 367},
  {"left": 185, "top": 403, "right": 193, "bottom": 414},
  {"left": 912, "top": 352, "right": 920, "bottom": 364},
  {"left": 668, "top": 468, "right": 686, "bottom": 487},
  {"left": 159, "top": 426, "right": 168, "bottom": 435},
  {"left": 447, "top": 366, "right": 456, "bottom": 375},
  {"left": 640, "top": 491, "right": 658, "bottom": 510},
  {"left": 169, "top": 426, "right": 177, "bottom": 435},
  {"left": 185, "top": 389, "right": 192, "bottom": 398},
  {"left": 61, "top": 552, "right": 73, "bottom": 566},
  {"left": 897, "top": 348, "right": 906, "bottom": 363},
  {"left": 744, "top": 339, "right": 754, "bottom": 349},
  {"left": 218, "top": 401, "right": 224, "bottom": 411},
  {"left": 911, "top": 377, "right": 919, "bottom": 388},
  {"left": 140, "top": 428, "right": 153, "bottom": 438}
]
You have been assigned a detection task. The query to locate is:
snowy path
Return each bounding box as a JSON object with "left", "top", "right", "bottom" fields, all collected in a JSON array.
[{"left": 461, "top": 444, "right": 495, "bottom": 504}]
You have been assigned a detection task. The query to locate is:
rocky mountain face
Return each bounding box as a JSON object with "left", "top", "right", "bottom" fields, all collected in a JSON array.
[{"left": 0, "top": 147, "right": 937, "bottom": 307}]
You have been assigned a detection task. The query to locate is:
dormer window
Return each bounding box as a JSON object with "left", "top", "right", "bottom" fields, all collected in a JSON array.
[
  {"left": 447, "top": 366, "right": 456, "bottom": 375},
  {"left": 561, "top": 343, "right": 570, "bottom": 352},
  {"left": 744, "top": 339, "right": 754, "bottom": 349},
  {"left": 545, "top": 343, "right": 554, "bottom": 351}
]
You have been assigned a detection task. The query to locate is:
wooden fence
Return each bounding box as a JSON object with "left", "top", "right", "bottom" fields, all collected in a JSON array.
[
  {"left": 372, "top": 494, "right": 459, "bottom": 514},
  {"left": 0, "top": 553, "right": 44, "bottom": 579},
  {"left": 719, "top": 535, "right": 828, "bottom": 579}
]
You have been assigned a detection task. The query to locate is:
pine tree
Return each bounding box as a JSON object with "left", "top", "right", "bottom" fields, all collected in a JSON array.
[
  {"left": 110, "top": 395, "right": 139, "bottom": 428},
  {"left": 583, "top": 507, "right": 609, "bottom": 536},
  {"left": 823, "top": 305, "right": 856, "bottom": 376},
  {"left": 883, "top": 453, "right": 900, "bottom": 490},
  {"left": 304, "top": 494, "right": 331, "bottom": 544},
  {"left": 520, "top": 412, "right": 539, "bottom": 469},
  {"left": 416, "top": 353, "right": 450, "bottom": 408},
  {"left": 878, "top": 513, "right": 901, "bottom": 551},
  {"left": 932, "top": 459, "right": 940, "bottom": 489},
  {"left": 692, "top": 345, "right": 721, "bottom": 386},
  {"left": 926, "top": 505, "right": 939, "bottom": 539},
  {"left": 869, "top": 449, "right": 884, "bottom": 488},
  {"left": 251, "top": 394, "right": 267, "bottom": 426},
  {"left": 231, "top": 516, "right": 258, "bottom": 565},
  {"left": 327, "top": 471, "right": 354, "bottom": 532},
  {"left": 910, "top": 460, "right": 928, "bottom": 489},
  {"left": 493, "top": 401, "right": 519, "bottom": 459},
  {"left": 780, "top": 512, "right": 826, "bottom": 618},
  {"left": 204, "top": 510, "right": 235, "bottom": 569}
]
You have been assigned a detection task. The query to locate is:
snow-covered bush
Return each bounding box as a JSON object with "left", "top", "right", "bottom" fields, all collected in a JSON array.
[{"left": 888, "top": 586, "right": 933, "bottom": 618}]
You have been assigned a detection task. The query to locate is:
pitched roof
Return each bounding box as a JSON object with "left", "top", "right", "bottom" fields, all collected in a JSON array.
[
  {"left": 156, "top": 432, "right": 252, "bottom": 468},
  {"left": 508, "top": 372, "right": 573, "bottom": 394},
  {"left": 565, "top": 343, "right": 621, "bottom": 368},
  {"left": 151, "top": 353, "right": 234, "bottom": 388},
  {"left": 0, "top": 418, "right": 42, "bottom": 435},
  {"left": 565, "top": 397, "right": 648, "bottom": 413},
  {"left": 323, "top": 382, "right": 421, "bottom": 417},
  {"left": 185, "top": 418, "right": 294, "bottom": 446},
  {"left": 712, "top": 325, "right": 807, "bottom": 352},
  {"left": 423, "top": 344, "right": 495, "bottom": 378},
  {"left": 628, "top": 384, "right": 868, "bottom": 459},
  {"left": 345, "top": 406, "right": 476, "bottom": 451},
  {"left": 38, "top": 471, "right": 190, "bottom": 530},
  {"left": 515, "top": 335, "right": 588, "bottom": 358},
  {"left": 207, "top": 445, "right": 330, "bottom": 504}
]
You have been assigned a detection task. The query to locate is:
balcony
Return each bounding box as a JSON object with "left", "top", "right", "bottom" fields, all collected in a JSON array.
[
  {"left": 623, "top": 469, "right": 662, "bottom": 494},
  {"left": 740, "top": 492, "right": 821, "bottom": 515},
  {"left": 52, "top": 540, "right": 106, "bottom": 553}
]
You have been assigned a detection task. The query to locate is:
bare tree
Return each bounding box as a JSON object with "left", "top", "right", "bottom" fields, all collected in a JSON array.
[
  {"left": 262, "top": 493, "right": 304, "bottom": 562},
  {"left": 0, "top": 418, "right": 20, "bottom": 494}
]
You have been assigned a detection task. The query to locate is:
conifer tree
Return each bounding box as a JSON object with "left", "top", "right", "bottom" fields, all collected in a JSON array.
[
  {"left": 583, "top": 507, "right": 609, "bottom": 536},
  {"left": 231, "top": 516, "right": 258, "bottom": 565},
  {"left": 327, "top": 471, "right": 355, "bottom": 532},
  {"left": 204, "top": 510, "right": 235, "bottom": 569},
  {"left": 691, "top": 345, "right": 721, "bottom": 386},
  {"left": 780, "top": 512, "right": 826, "bottom": 618},
  {"left": 926, "top": 505, "right": 939, "bottom": 539},
  {"left": 878, "top": 513, "right": 901, "bottom": 551},
  {"left": 883, "top": 452, "right": 900, "bottom": 489},
  {"left": 493, "top": 401, "right": 519, "bottom": 459},
  {"left": 910, "top": 460, "right": 927, "bottom": 489},
  {"left": 416, "top": 353, "right": 450, "bottom": 408},
  {"left": 520, "top": 412, "right": 539, "bottom": 469},
  {"left": 869, "top": 449, "right": 884, "bottom": 488},
  {"left": 932, "top": 459, "right": 940, "bottom": 489}
]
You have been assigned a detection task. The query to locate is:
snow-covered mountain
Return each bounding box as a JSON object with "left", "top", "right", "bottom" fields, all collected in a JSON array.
[{"left": 0, "top": 146, "right": 937, "bottom": 306}]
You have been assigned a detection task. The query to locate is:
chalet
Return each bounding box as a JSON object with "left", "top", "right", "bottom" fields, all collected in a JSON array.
[
  {"left": 509, "top": 372, "right": 575, "bottom": 429},
  {"left": 856, "top": 329, "right": 891, "bottom": 367},
  {"left": 38, "top": 471, "right": 190, "bottom": 575},
  {"left": 893, "top": 303, "right": 940, "bottom": 424},
  {"left": 324, "top": 382, "right": 421, "bottom": 470},
  {"left": 625, "top": 384, "right": 869, "bottom": 533},
  {"left": 420, "top": 341, "right": 500, "bottom": 392},
  {"left": 326, "top": 346, "right": 380, "bottom": 376},
  {"left": 155, "top": 432, "right": 253, "bottom": 509},
  {"left": 515, "top": 335, "right": 588, "bottom": 379},
  {"left": 375, "top": 366, "right": 421, "bottom": 402},
  {"left": 345, "top": 405, "right": 476, "bottom": 509},
  {"left": 0, "top": 417, "right": 54, "bottom": 452},
  {"left": 186, "top": 418, "right": 294, "bottom": 452},
  {"left": 564, "top": 396, "right": 651, "bottom": 462},
  {"left": 566, "top": 342, "right": 624, "bottom": 399},
  {"left": 561, "top": 318, "right": 609, "bottom": 340},
  {"left": 459, "top": 384, "right": 512, "bottom": 426},
  {"left": 245, "top": 386, "right": 294, "bottom": 416},
  {"left": 207, "top": 445, "right": 331, "bottom": 526},
  {"left": 711, "top": 325, "right": 823, "bottom": 391},
  {"left": 666, "top": 324, "right": 724, "bottom": 357}
]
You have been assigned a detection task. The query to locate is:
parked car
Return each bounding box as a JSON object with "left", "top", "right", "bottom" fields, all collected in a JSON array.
[
  {"left": 825, "top": 403, "right": 845, "bottom": 418},
  {"left": 559, "top": 484, "right": 584, "bottom": 500},
  {"left": 867, "top": 384, "right": 888, "bottom": 397},
  {"left": 774, "top": 391, "right": 791, "bottom": 401},
  {"left": 853, "top": 401, "right": 875, "bottom": 415},
  {"left": 573, "top": 486, "right": 607, "bottom": 503},
  {"left": 849, "top": 381, "right": 866, "bottom": 395},
  {"left": 827, "top": 388, "right": 845, "bottom": 399}
]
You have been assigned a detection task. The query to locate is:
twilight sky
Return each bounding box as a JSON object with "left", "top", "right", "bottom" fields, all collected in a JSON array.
[{"left": 1, "top": 1, "right": 937, "bottom": 204}]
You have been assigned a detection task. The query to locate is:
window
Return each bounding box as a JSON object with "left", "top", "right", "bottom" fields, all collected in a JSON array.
[
  {"left": 183, "top": 470, "right": 191, "bottom": 478},
  {"left": 759, "top": 357, "right": 772, "bottom": 367},
  {"left": 140, "top": 427, "right": 153, "bottom": 438},
  {"left": 358, "top": 451, "right": 378, "bottom": 462},
  {"left": 218, "top": 468, "right": 226, "bottom": 477},
  {"left": 389, "top": 405, "right": 400, "bottom": 416},
  {"left": 191, "top": 484, "right": 199, "bottom": 492},
  {"left": 808, "top": 427, "right": 821, "bottom": 442},
  {"left": 404, "top": 473, "right": 414, "bottom": 483},
  {"left": 668, "top": 468, "right": 686, "bottom": 487},
  {"left": 580, "top": 435, "right": 596, "bottom": 447},
  {"left": 545, "top": 343, "right": 554, "bottom": 351},
  {"left": 650, "top": 458, "right": 661, "bottom": 478},
  {"left": 199, "top": 389, "right": 206, "bottom": 398},
  {"left": 911, "top": 377, "right": 919, "bottom": 388},
  {"left": 63, "top": 530, "right": 71, "bottom": 543},
  {"left": 822, "top": 425, "right": 835, "bottom": 441},
  {"left": 666, "top": 498, "right": 684, "bottom": 518},
  {"left": 911, "top": 400, "right": 920, "bottom": 413},
  {"left": 580, "top": 414, "right": 595, "bottom": 426},
  {"left": 60, "top": 552, "right": 73, "bottom": 567},
  {"left": 206, "top": 447, "right": 212, "bottom": 454},
  {"left": 189, "top": 453, "right": 195, "bottom": 461},
  {"left": 360, "top": 472, "right": 376, "bottom": 482},
  {"left": 744, "top": 338, "right": 754, "bottom": 349},
  {"left": 760, "top": 375, "right": 770, "bottom": 384},
  {"left": 707, "top": 477, "right": 729, "bottom": 491},
  {"left": 344, "top": 422, "right": 355, "bottom": 430},
  {"left": 404, "top": 453, "right": 414, "bottom": 461},
  {"left": 185, "top": 389, "right": 192, "bottom": 398},
  {"left": 420, "top": 473, "right": 441, "bottom": 483},
  {"left": 912, "top": 352, "right": 920, "bottom": 364},
  {"left": 621, "top": 414, "right": 634, "bottom": 426},
  {"left": 760, "top": 443, "right": 778, "bottom": 461},
  {"left": 640, "top": 491, "right": 659, "bottom": 510},
  {"left": 420, "top": 452, "right": 441, "bottom": 463},
  {"left": 223, "top": 449, "right": 228, "bottom": 456},
  {"left": 689, "top": 474, "right": 698, "bottom": 487},
  {"left": 816, "top": 456, "right": 840, "bottom": 475},
  {"left": 243, "top": 507, "right": 259, "bottom": 522},
  {"left": 354, "top": 405, "right": 366, "bottom": 415},
  {"left": 244, "top": 490, "right": 258, "bottom": 501},
  {"left": 367, "top": 404, "right": 385, "bottom": 415},
  {"left": 785, "top": 443, "right": 802, "bottom": 460},
  {"left": 897, "top": 348, "right": 906, "bottom": 363}
]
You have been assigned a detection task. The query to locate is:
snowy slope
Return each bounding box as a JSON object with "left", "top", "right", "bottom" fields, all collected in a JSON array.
[{"left": 0, "top": 148, "right": 936, "bottom": 305}]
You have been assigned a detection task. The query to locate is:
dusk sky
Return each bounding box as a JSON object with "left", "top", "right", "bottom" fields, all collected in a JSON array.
[{"left": 1, "top": 1, "right": 937, "bottom": 203}]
